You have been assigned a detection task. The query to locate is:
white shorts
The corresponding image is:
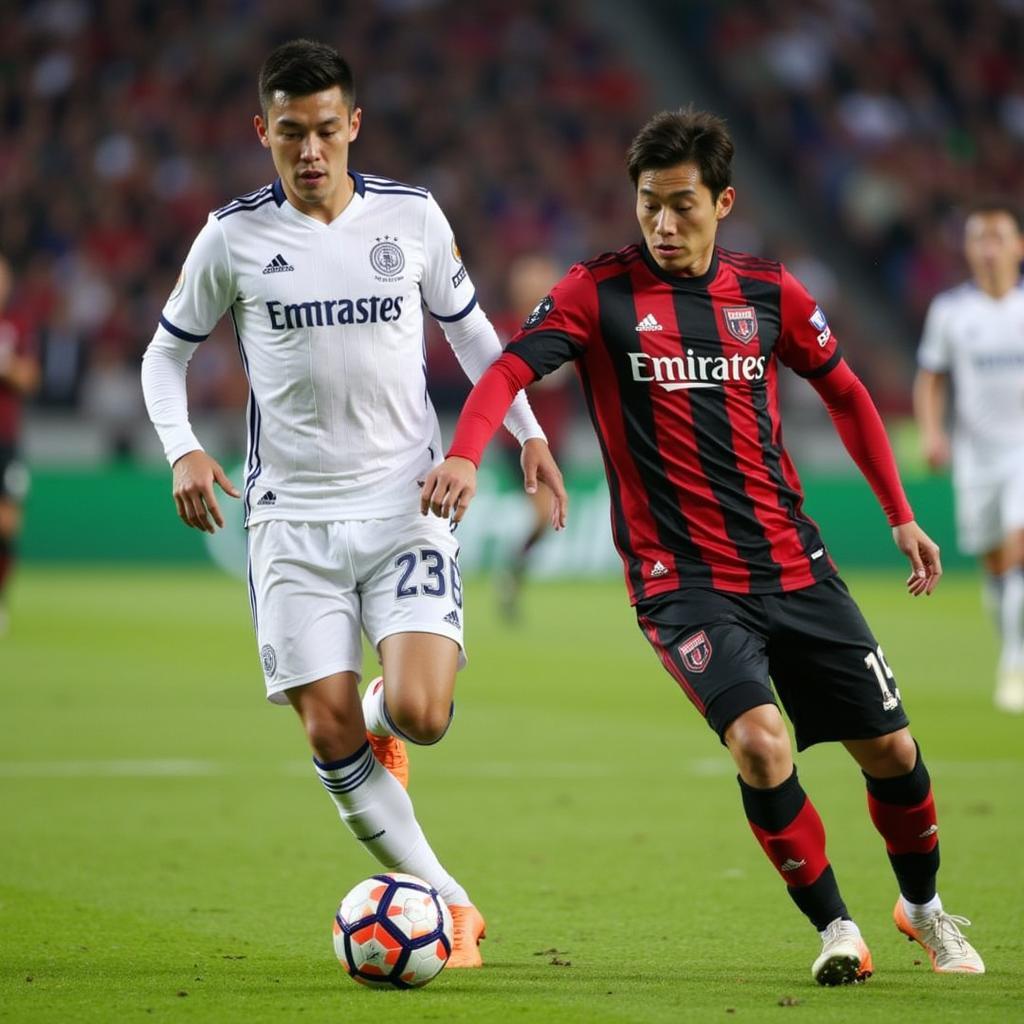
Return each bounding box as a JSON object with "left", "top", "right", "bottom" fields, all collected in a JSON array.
[
  {"left": 248, "top": 513, "right": 466, "bottom": 704},
  {"left": 954, "top": 467, "right": 1024, "bottom": 555}
]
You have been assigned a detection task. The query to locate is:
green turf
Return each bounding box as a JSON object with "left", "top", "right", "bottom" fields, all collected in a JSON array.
[{"left": 1, "top": 566, "right": 1022, "bottom": 1023}]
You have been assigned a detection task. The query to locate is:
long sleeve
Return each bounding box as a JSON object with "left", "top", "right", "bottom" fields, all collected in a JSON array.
[
  {"left": 447, "top": 352, "right": 539, "bottom": 465},
  {"left": 440, "top": 304, "right": 546, "bottom": 446},
  {"left": 140, "top": 329, "right": 203, "bottom": 465},
  {"left": 810, "top": 359, "right": 913, "bottom": 526}
]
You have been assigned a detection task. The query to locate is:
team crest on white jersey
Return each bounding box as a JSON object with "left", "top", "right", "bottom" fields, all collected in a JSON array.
[
  {"left": 370, "top": 236, "right": 405, "bottom": 280},
  {"left": 723, "top": 305, "right": 758, "bottom": 343}
]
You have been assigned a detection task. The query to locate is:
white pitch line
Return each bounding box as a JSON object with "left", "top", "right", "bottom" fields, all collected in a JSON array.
[{"left": 0, "top": 760, "right": 221, "bottom": 778}]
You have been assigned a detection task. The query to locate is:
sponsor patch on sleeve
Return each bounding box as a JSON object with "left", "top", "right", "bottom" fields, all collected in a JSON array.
[
  {"left": 809, "top": 305, "right": 831, "bottom": 347},
  {"left": 523, "top": 295, "right": 554, "bottom": 330}
]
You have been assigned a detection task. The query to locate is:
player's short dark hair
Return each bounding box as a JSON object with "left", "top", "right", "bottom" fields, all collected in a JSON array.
[
  {"left": 258, "top": 39, "right": 355, "bottom": 113},
  {"left": 965, "top": 197, "right": 1024, "bottom": 234},
  {"left": 626, "top": 108, "right": 733, "bottom": 201}
]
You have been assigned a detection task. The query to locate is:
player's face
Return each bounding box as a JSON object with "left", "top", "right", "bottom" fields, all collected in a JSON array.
[
  {"left": 636, "top": 163, "right": 734, "bottom": 276},
  {"left": 964, "top": 211, "right": 1024, "bottom": 284},
  {"left": 254, "top": 87, "right": 362, "bottom": 220}
]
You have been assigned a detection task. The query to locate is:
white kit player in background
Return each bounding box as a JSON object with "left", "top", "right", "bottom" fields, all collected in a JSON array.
[
  {"left": 915, "top": 199, "right": 1024, "bottom": 713},
  {"left": 141, "top": 39, "right": 567, "bottom": 967}
]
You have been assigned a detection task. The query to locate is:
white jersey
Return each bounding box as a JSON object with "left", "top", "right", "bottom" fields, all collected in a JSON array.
[
  {"left": 150, "top": 172, "right": 542, "bottom": 524},
  {"left": 918, "top": 279, "right": 1024, "bottom": 485}
]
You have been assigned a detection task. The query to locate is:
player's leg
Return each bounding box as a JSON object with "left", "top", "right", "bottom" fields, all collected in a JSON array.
[
  {"left": 249, "top": 521, "right": 474, "bottom": 951},
  {"left": 957, "top": 476, "right": 1024, "bottom": 711},
  {"left": 637, "top": 589, "right": 868, "bottom": 986},
  {"left": 358, "top": 513, "right": 484, "bottom": 967},
  {"left": 844, "top": 729, "right": 984, "bottom": 974},
  {"left": 981, "top": 519, "right": 1024, "bottom": 713}
]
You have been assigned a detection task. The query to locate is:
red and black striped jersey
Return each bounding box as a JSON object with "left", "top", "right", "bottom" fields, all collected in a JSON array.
[{"left": 504, "top": 244, "right": 844, "bottom": 602}]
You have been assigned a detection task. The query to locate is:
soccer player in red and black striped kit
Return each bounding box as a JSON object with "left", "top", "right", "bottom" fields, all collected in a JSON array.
[{"left": 421, "top": 110, "right": 985, "bottom": 985}]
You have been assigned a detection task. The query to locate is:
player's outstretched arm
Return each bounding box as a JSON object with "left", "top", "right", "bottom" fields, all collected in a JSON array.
[
  {"left": 171, "top": 450, "right": 240, "bottom": 534},
  {"left": 912, "top": 369, "right": 951, "bottom": 471},
  {"left": 519, "top": 438, "right": 568, "bottom": 529},
  {"left": 420, "top": 457, "right": 477, "bottom": 524},
  {"left": 892, "top": 520, "right": 942, "bottom": 597}
]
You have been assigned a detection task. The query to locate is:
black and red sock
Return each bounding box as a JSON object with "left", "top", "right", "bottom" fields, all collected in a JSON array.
[
  {"left": 739, "top": 769, "right": 849, "bottom": 931},
  {"left": 0, "top": 535, "right": 12, "bottom": 599},
  {"left": 864, "top": 742, "right": 939, "bottom": 904}
]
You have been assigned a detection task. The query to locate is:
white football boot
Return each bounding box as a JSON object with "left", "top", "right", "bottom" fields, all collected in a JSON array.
[
  {"left": 812, "top": 918, "right": 873, "bottom": 986},
  {"left": 893, "top": 900, "right": 985, "bottom": 973}
]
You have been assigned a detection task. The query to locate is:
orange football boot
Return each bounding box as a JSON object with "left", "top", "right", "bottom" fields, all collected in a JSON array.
[
  {"left": 812, "top": 919, "right": 873, "bottom": 986},
  {"left": 446, "top": 905, "right": 487, "bottom": 968},
  {"left": 893, "top": 900, "right": 985, "bottom": 973}
]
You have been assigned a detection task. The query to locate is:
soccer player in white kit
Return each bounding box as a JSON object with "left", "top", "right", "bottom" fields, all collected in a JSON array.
[
  {"left": 915, "top": 199, "right": 1024, "bottom": 713},
  {"left": 141, "top": 39, "right": 567, "bottom": 966}
]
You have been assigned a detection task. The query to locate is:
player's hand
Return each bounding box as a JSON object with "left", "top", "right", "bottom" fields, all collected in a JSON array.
[
  {"left": 892, "top": 520, "right": 942, "bottom": 596},
  {"left": 520, "top": 437, "right": 568, "bottom": 530},
  {"left": 171, "top": 450, "right": 241, "bottom": 533},
  {"left": 921, "top": 431, "right": 951, "bottom": 471},
  {"left": 420, "top": 457, "right": 477, "bottom": 523}
]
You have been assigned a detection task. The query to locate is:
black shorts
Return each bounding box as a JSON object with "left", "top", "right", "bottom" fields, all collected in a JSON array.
[
  {"left": 0, "top": 444, "right": 28, "bottom": 503},
  {"left": 636, "top": 576, "right": 909, "bottom": 751}
]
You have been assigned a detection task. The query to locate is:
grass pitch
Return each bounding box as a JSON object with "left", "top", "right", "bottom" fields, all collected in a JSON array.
[{"left": 1, "top": 566, "right": 1022, "bottom": 1023}]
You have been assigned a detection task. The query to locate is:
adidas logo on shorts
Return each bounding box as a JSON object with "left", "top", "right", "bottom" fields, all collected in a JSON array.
[{"left": 443, "top": 609, "right": 461, "bottom": 627}]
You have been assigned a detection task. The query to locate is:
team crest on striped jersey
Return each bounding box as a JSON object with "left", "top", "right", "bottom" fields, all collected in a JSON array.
[
  {"left": 723, "top": 305, "right": 758, "bottom": 343},
  {"left": 679, "top": 630, "right": 712, "bottom": 673}
]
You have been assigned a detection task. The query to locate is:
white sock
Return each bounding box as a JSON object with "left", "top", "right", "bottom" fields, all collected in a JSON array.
[
  {"left": 902, "top": 893, "right": 942, "bottom": 923},
  {"left": 1000, "top": 568, "right": 1024, "bottom": 673},
  {"left": 361, "top": 677, "right": 391, "bottom": 738},
  {"left": 313, "top": 742, "right": 470, "bottom": 907}
]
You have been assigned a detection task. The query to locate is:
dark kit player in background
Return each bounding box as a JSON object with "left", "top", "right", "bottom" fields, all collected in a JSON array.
[
  {"left": 421, "top": 109, "right": 986, "bottom": 985},
  {"left": 0, "top": 255, "right": 40, "bottom": 635}
]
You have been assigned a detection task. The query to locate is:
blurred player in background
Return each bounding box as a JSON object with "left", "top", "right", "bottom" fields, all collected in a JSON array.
[
  {"left": 141, "top": 39, "right": 564, "bottom": 967},
  {"left": 915, "top": 200, "right": 1024, "bottom": 714},
  {"left": 493, "top": 253, "right": 576, "bottom": 621},
  {"left": 0, "top": 255, "right": 41, "bottom": 635},
  {"left": 423, "top": 109, "right": 985, "bottom": 985}
]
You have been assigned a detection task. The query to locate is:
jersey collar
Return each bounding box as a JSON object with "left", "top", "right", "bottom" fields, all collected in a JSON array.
[
  {"left": 274, "top": 171, "right": 365, "bottom": 230},
  {"left": 640, "top": 242, "right": 721, "bottom": 290}
]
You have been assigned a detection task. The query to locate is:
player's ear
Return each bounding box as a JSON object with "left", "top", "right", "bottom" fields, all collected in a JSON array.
[
  {"left": 254, "top": 113, "right": 271, "bottom": 149},
  {"left": 348, "top": 106, "right": 362, "bottom": 142},
  {"left": 715, "top": 185, "right": 736, "bottom": 222}
]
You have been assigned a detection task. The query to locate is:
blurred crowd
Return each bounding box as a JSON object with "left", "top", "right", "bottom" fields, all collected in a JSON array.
[
  {"left": 4, "top": 0, "right": 1019, "bottom": 454},
  {"left": 0, "top": 0, "right": 648, "bottom": 454},
  {"left": 677, "top": 0, "right": 1024, "bottom": 324}
]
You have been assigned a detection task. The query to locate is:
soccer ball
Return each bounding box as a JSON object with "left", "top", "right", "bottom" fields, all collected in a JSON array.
[{"left": 333, "top": 872, "right": 453, "bottom": 988}]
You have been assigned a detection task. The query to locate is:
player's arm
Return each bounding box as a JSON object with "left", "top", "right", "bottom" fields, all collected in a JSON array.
[
  {"left": 912, "top": 295, "right": 953, "bottom": 471},
  {"left": 912, "top": 369, "right": 950, "bottom": 471},
  {"left": 419, "top": 193, "right": 564, "bottom": 514},
  {"left": 420, "top": 351, "right": 542, "bottom": 524},
  {"left": 776, "top": 268, "right": 940, "bottom": 596},
  {"left": 140, "top": 216, "right": 240, "bottom": 533},
  {"left": 421, "top": 265, "right": 595, "bottom": 526}
]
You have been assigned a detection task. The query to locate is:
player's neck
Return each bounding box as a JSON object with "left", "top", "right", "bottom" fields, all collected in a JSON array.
[
  {"left": 976, "top": 270, "right": 1021, "bottom": 300},
  {"left": 284, "top": 172, "right": 356, "bottom": 224}
]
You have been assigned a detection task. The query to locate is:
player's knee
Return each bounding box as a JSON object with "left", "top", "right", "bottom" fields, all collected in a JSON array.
[
  {"left": 856, "top": 729, "right": 918, "bottom": 777},
  {"left": 387, "top": 701, "right": 451, "bottom": 745},
  {"left": 726, "top": 716, "right": 791, "bottom": 786},
  {"left": 301, "top": 704, "right": 355, "bottom": 763}
]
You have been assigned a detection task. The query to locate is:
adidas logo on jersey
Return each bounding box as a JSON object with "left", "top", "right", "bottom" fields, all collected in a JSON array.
[
  {"left": 262, "top": 254, "right": 295, "bottom": 274},
  {"left": 635, "top": 313, "right": 664, "bottom": 332},
  {"left": 256, "top": 490, "right": 277, "bottom": 506},
  {"left": 443, "top": 609, "right": 461, "bottom": 627},
  {"left": 651, "top": 560, "right": 669, "bottom": 578}
]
